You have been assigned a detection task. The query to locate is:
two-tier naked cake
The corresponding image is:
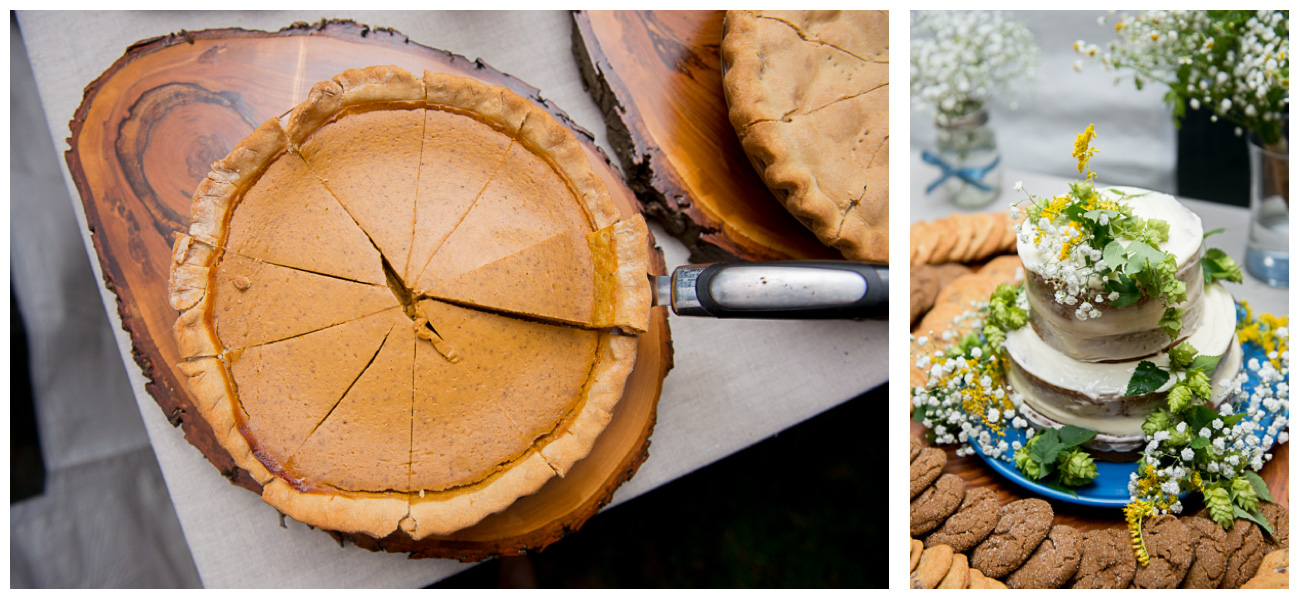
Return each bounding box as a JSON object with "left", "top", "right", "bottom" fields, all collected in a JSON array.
[{"left": 1005, "top": 187, "right": 1243, "bottom": 458}]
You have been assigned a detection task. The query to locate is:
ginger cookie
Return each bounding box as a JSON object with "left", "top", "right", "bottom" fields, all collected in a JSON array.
[
  {"left": 938, "top": 552, "right": 971, "bottom": 589},
  {"left": 911, "top": 265, "right": 940, "bottom": 323},
  {"left": 910, "top": 538, "right": 924, "bottom": 572},
  {"left": 1006, "top": 524, "right": 1083, "bottom": 589},
  {"left": 1261, "top": 503, "right": 1289, "bottom": 551},
  {"left": 931, "top": 262, "right": 974, "bottom": 292},
  {"left": 910, "top": 436, "right": 924, "bottom": 463},
  {"left": 1133, "top": 515, "right": 1193, "bottom": 588},
  {"left": 925, "top": 495, "right": 1000, "bottom": 553},
  {"left": 1222, "top": 519, "right": 1267, "bottom": 589},
  {"left": 970, "top": 498, "right": 1053, "bottom": 579},
  {"left": 911, "top": 544, "right": 954, "bottom": 589},
  {"left": 1180, "top": 516, "right": 1229, "bottom": 589},
  {"left": 1070, "top": 528, "right": 1137, "bottom": 589},
  {"left": 911, "top": 447, "right": 945, "bottom": 499},
  {"left": 958, "top": 486, "right": 998, "bottom": 510},
  {"left": 911, "top": 474, "right": 966, "bottom": 536}
]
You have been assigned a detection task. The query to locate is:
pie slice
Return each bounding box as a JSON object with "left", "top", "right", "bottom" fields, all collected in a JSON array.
[
  {"left": 284, "top": 322, "right": 416, "bottom": 493},
  {"left": 225, "top": 150, "right": 385, "bottom": 285},
  {"left": 411, "top": 140, "right": 596, "bottom": 291},
  {"left": 426, "top": 216, "right": 651, "bottom": 332},
  {"left": 209, "top": 253, "right": 398, "bottom": 350},
  {"left": 228, "top": 307, "right": 406, "bottom": 476},
  {"left": 404, "top": 108, "right": 516, "bottom": 282},
  {"left": 292, "top": 70, "right": 425, "bottom": 277}
]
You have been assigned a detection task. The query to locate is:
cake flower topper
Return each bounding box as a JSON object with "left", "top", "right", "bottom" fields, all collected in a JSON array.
[
  {"left": 914, "top": 125, "right": 1287, "bottom": 568},
  {"left": 1075, "top": 10, "right": 1289, "bottom": 149}
]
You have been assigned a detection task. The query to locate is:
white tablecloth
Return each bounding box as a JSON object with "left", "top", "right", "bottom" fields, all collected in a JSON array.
[
  {"left": 910, "top": 151, "right": 1288, "bottom": 317},
  {"left": 15, "top": 10, "right": 886, "bottom": 588}
]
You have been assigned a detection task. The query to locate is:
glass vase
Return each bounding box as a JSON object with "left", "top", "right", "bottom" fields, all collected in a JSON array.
[
  {"left": 926, "top": 108, "right": 1002, "bottom": 208},
  {"left": 1244, "top": 134, "right": 1289, "bottom": 287}
]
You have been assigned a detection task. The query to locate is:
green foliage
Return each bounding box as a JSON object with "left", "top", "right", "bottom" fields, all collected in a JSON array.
[
  {"left": 1202, "top": 248, "right": 1244, "bottom": 285},
  {"left": 1203, "top": 485, "right": 1235, "bottom": 529},
  {"left": 1160, "top": 306, "right": 1187, "bottom": 340},
  {"left": 1127, "top": 361, "right": 1171, "bottom": 397},
  {"left": 1015, "top": 426, "right": 1099, "bottom": 488},
  {"left": 1169, "top": 342, "right": 1198, "bottom": 369},
  {"left": 1060, "top": 448, "right": 1099, "bottom": 487},
  {"left": 1230, "top": 477, "right": 1260, "bottom": 513}
]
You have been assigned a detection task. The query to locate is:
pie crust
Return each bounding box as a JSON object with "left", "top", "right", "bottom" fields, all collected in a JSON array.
[
  {"left": 168, "top": 65, "right": 650, "bottom": 539},
  {"left": 721, "top": 10, "right": 890, "bottom": 262}
]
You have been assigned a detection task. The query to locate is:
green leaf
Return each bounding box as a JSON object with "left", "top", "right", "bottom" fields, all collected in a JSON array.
[
  {"left": 1204, "top": 228, "right": 1226, "bottom": 239},
  {"left": 1232, "top": 504, "right": 1275, "bottom": 536},
  {"left": 1191, "top": 436, "right": 1212, "bottom": 449},
  {"left": 912, "top": 404, "right": 926, "bottom": 423},
  {"left": 1222, "top": 412, "right": 1247, "bottom": 428},
  {"left": 1103, "top": 241, "right": 1127, "bottom": 271},
  {"left": 1029, "top": 428, "right": 1065, "bottom": 470},
  {"left": 1057, "top": 425, "right": 1099, "bottom": 448},
  {"left": 1186, "top": 405, "right": 1219, "bottom": 434},
  {"left": 1187, "top": 354, "right": 1223, "bottom": 375},
  {"left": 1126, "top": 361, "right": 1170, "bottom": 397},
  {"left": 1244, "top": 471, "right": 1275, "bottom": 504},
  {"left": 1106, "top": 273, "right": 1141, "bottom": 307}
]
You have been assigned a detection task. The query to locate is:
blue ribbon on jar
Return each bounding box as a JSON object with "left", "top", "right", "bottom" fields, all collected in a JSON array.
[{"left": 921, "top": 150, "right": 1001, "bottom": 195}]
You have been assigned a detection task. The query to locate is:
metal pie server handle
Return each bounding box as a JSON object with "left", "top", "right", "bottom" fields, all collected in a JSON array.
[{"left": 652, "top": 261, "right": 887, "bottom": 320}]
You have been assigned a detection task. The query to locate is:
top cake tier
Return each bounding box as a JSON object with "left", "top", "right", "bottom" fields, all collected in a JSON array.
[{"left": 1017, "top": 187, "right": 1206, "bottom": 362}]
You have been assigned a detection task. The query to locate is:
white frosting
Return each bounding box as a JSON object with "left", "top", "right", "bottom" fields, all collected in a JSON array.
[
  {"left": 1013, "top": 340, "right": 1242, "bottom": 439},
  {"left": 1018, "top": 186, "right": 1205, "bottom": 274},
  {"left": 1005, "top": 284, "right": 1238, "bottom": 400}
]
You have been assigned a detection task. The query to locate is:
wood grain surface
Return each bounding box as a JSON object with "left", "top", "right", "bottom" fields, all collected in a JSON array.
[
  {"left": 64, "top": 19, "right": 673, "bottom": 560},
  {"left": 910, "top": 253, "right": 1288, "bottom": 532},
  {"left": 571, "top": 10, "right": 841, "bottom": 263}
]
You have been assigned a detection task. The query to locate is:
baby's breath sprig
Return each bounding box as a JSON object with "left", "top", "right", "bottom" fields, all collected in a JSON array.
[
  {"left": 911, "top": 11, "right": 1040, "bottom": 117},
  {"left": 1123, "top": 307, "right": 1289, "bottom": 561},
  {"left": 1077, "top": 10, "right": 1289, "bottom": 148}
]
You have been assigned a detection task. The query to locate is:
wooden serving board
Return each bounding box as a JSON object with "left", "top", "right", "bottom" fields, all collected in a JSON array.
[
  {"left": 572, "top": 10, "right": 840, "bottom": 262},
  {"left": 64, "top": 19, "right": 672, "bottom": 561}
]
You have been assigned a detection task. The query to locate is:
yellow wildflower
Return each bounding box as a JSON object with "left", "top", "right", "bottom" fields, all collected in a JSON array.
[
  {"left": 1236, "top": 300, "right": 1289, "bottom": 368},
  {"left": 1124, "top": 500, "right": 1154, "bottom": 567},
  {"left": 1073, "top": 124, "right": 1100, "bottom": 179}
]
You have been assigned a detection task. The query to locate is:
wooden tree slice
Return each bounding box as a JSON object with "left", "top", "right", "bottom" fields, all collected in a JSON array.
[
  {"left": 572, "top": 10, "right": 840, "bottom": 262},
  {"left": 65, "top": 19, "right": 672, "bottom": 561}
]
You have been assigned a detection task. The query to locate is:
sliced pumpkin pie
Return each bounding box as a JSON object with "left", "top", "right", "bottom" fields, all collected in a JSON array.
[{"left": 169, "top": 65, "right": 651, "bottom": 543}]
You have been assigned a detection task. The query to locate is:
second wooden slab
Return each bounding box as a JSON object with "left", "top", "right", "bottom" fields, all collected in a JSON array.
[{"left": 572, "top": 10, "right": 840, "bottom": 262}]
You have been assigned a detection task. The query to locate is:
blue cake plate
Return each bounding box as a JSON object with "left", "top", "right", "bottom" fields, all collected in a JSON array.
[{"left": 974, "top": 305, "right": 1280, "bottom": 508}]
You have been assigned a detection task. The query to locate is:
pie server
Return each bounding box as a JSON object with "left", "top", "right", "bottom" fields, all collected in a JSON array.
[{"left": 650, "top": 262, "right": 887, "bottom": 319}]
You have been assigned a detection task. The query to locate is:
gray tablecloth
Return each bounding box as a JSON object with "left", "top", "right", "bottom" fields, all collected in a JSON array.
[{"left": 14, "top": 10, "right": 886, "bottom": 588}]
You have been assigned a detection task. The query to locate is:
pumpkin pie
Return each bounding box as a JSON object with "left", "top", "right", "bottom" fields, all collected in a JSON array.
[
  {"left": 721, "top": 10, "right": 889, "bottom": 262},
  {"left": 168, "top": 65, "right": 651, "bottom": 540}
]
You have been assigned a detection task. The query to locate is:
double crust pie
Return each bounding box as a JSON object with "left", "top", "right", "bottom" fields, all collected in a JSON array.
[
  {"left": 168, "top": 65, "right": 651, "bottom": 539},
  {"left": 721, "top": 10, "right": 890, "bottom": 262}
]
